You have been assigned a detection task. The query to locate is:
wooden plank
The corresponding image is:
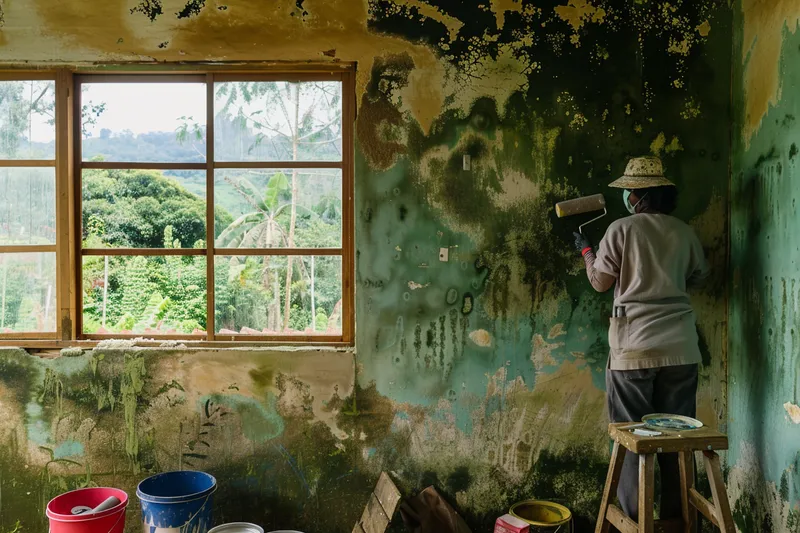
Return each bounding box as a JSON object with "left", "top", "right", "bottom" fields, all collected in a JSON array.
[
  {"left": 80, "top": 161, "right": 206, "bottom": 170},
  {"left": 596, "top": 441, "right": 627, "bottom": 533},
  {"left": 703, "top": 451, "right": 735, "bottom": 533},
  {"left": 72, "top": 63, "right": 354, "bottom": 76},
  {"left": 76, "top": 74, "right": 207, "bottom": 83},
  {"left": 341, "top": 68, "right": 355, "bottom": 345},
  {"left": 606, "top": 505, "right": 638, "bottom": 533},
  {"left": 213, "top": 72, "right": 344, "bottom": 83},
  {"left": 0, "top": 71, "right": 57, "bottom": 80},
  {"left": 609, "top": 423, "right": 728, "bottom": 454},
  {"left": 214, "top": 160, "right": 342, "bottom": 169},
  {"left": 373, "top": 472, "right": 401, "bottom": 518},
  {"left": 81, "top": 248, "right": 206, "bottom": 256},
  {"left": 0, "top": 339, "right": 351, "bottom": 349},
  {"left": 359, "top": 493, "right": 389, "bottom": 533},
  {"left": 83, "top": 334, "right": 206, "bottom": 341},
  {"left": 73, "top": 75, "right": 84, "bottom": 337},
  {"left": 0, "top": 245, "right": 57, "bottom": 253},
  {"left": 638, "top": 453, "right": 655, "bottom": 533},
  {"left": 55, "top": 69, "right": 75, "bottom": 340},
  {"left": 0, "top": 159, "right": 56, "bottom": 167},
  {"left": 0, "top": 332, "right": 58, "bottom": 339},
  {"left": 210, "top": 334, "right": 344, "bottom": 343},
  {"left": 688, "top": 488, "right": 719, "bottom": 527},
  {"left": 205, "top": 73, "right": 215, "bottom": 342},
  {"left": 214, "top": 247, "right": 342, "bottom": 256},
  {"left": 66, "top": 73, "right": 78, "bottom": 340},
  {"left": 678, "top": 451, "right": 696, "bottom": 533}
]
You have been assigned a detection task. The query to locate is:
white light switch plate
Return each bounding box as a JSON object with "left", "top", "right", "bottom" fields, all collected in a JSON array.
[
  {"left": 463, "top": 155, "right": 470, "bottom": 171},
  {"left": 439, "top": 248, "right": 449, "bottom": 262}
]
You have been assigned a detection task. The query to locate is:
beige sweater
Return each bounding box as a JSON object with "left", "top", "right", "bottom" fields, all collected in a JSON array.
[{"left": 591, "top": 213, "right": 710, "bottom": 370}]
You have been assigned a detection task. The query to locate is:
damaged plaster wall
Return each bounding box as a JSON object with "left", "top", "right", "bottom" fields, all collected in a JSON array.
[
  {"left": 730, "top": 1, "right": 800, "bottom": 531},
  {"left": 0, "top": 0, "right": 730, "bottom": 531}
]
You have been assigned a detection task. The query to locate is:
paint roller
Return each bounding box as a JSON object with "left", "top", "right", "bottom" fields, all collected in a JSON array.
[{"left": 554, "top": 193, "right": 607, "bottom": 233}]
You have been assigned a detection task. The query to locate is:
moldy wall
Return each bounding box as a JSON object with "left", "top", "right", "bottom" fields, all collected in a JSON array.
[
  {"left": 0, "top": 1, "right": 731, "bottom": 531},
  {"left": 729, "top": 1, "right": 800, "bottom": 531}
]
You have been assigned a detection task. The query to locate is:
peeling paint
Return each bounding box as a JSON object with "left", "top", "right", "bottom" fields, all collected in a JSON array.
[
  {"left": 785, "top": 402, "right": 800, "bottom": 424},
  {"left": 739, "top": 0, "right": 800, "bottom": 143},
  {"left": 468, "top": 329, "right": 492, "bottom": 347}
]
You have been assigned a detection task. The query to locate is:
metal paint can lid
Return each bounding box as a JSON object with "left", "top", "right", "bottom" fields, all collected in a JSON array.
[{"left": 208, "top": 523, "right": 265, "bottom": 533}]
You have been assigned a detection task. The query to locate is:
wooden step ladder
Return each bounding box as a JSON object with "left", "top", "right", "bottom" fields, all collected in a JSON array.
[{"left": 596, "top": 423, "right": 735, "bottom": 533}]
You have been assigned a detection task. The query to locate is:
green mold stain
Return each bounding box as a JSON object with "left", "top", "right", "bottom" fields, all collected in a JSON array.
[
  {"left": 249, "top": 367, "right": 275, "bottom": 388},
  {"left": 414, "top": 322, "right": 422, "bottom": 361},
  {"left": 449, "top": 309, "right": 459, "bottom": 359},
  {"left": 121, "top": 353, "right": 146, "bottom": 473},
  {"left": 439, "top": 314, "right": 446, "bottom": 369},
  {"left": 202, "top": 393, "right": 284, "bottom": 443}
]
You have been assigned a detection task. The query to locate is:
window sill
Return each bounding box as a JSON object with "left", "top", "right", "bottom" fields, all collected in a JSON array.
[{"left": 0, "top": 338, "right": 354, "bottom": 356}]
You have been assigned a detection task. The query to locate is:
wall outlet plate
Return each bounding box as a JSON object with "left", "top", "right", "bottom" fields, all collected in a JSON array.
[{"left": 439, "top": 248, "right": 449, "bottom": 262}]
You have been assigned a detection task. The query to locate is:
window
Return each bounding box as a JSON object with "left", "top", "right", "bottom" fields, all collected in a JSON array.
[
  {"left": 0, "top": 75, "right": 57, "bottom": 338},
  {"left": 0, "top": 68, "right": 354, "bottom": 345}
]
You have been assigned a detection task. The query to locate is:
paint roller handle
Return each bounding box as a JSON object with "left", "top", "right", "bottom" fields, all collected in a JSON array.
[
  {"left": 87, "top": 496, "right": 121, "bottom": 514},
  {"left": 573, "top": 232, "right": 591, "bottom": 255}
]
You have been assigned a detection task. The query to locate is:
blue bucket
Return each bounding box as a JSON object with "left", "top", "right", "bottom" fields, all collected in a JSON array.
[{"left": 136, "top": 471, "right": 217, "bottom": 533}]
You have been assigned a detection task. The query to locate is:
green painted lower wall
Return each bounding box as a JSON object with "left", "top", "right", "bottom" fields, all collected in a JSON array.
[{"left": 729, "top": 6, "right": 800, "bottom": 532}]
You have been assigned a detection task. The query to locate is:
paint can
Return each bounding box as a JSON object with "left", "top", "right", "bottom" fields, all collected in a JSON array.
[
  {"left": 509, "top": 500, "right": 573, "bottom": 532},
  {"left": 208, "top": 523, "right": 264, "bottom": 533},
  {"left": 46, "top": 488, "right": 128, "bottom": 533},
  {"left": 136, "top": 470, "right": 217, "bottom": 533}
]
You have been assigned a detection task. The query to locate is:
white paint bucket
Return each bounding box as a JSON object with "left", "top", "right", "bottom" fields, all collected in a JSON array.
[{"left": 208, "top": 523, "right": 264, "bottom": 533}]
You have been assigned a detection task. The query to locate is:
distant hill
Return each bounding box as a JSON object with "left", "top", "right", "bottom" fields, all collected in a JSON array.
[{"left": 31, "top": 115, "right": 342, "bottom": 217}]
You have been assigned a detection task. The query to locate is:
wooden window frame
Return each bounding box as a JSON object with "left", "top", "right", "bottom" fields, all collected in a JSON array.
[{"left": 0, "top": 66, "right": 356, "bottom": 348}]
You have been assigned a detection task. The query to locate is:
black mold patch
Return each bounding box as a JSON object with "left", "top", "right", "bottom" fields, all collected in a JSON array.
[
  {"left": 399, "top": 205, "right": 408, "bottom": 221},
  {"left": 176, "top": 0, "right": 206, "bottom": 19},
  {"left": 697, "top": 325, "right": 711, "bottom": 367},
  {"left": 790, "top": 143, "right": 798, "bottom": 160},
  {"left": 130, "top": 0, "right": 164, "bottom": 22},
  {"left": 446, "top": 466, "right": 472, "bottom": 493}
]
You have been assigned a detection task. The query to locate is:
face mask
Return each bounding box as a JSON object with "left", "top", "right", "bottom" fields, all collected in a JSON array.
[
  {"left": 623, "top": 190, "right": 649, "bottom": 214},
  {"left": 623, "top": 190, "right": 636, "bottom": 214}
]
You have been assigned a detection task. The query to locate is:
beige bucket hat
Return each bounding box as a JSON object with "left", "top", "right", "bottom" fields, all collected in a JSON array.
[{"left": 609, "top": 156, "right": 676, "bottom": 189}]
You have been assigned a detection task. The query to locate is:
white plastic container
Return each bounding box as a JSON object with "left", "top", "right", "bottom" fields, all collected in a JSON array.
[{"left": 208, "top": 523, "right": 264, "bottom": 533}]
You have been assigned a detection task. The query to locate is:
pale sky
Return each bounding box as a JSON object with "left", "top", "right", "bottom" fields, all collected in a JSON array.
[
  {"left": 82, "top": 83, "right": 207, "bottom": 138},
  {"left": 25, "top": 80, "right": 340, "bottom": 142}
]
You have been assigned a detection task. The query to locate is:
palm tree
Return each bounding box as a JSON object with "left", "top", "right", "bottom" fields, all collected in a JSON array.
[
  {"left": 216, "top": 80, "right": 341, "bottom": 331},
  {"left": 215, "top": 171, "right": 293, "bottom": 249}
]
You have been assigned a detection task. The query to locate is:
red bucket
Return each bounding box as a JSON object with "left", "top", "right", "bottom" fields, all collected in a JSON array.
[{"left": 46, "top": 488, "right": 128, "bottom": 533}]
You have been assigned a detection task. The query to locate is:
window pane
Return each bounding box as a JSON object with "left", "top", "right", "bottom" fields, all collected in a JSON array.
[
  {"left": 0, "top": 80, "right": 56, "bottom": 159},
  {"left": 82, "top": 169, "right": 208, "bottom": 249},
  {"left": 215, "top": 255, "right": 342, "bottom": 335},
  {"left": 82, "top": 255, "right": 206, "bottom": 335},
  {"left": 0, "top": 167, "right": 56, "bottom": 245},
  {"left": 215, "top": 81, "right": 342, "bottom": 161},
  {"left": 0, "top": 252, "right": 56, "bottom": 333},
  {"left": 81, "top": 83, "right": 206, "bottom": 162},
  {"left": 214, "top": 169, "right": 342, "bottom": 248}
]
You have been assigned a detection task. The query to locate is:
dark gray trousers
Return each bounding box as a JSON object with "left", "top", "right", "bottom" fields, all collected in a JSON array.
[{"left": 606, "top": 363, "right": 698, "bottom": 521}]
